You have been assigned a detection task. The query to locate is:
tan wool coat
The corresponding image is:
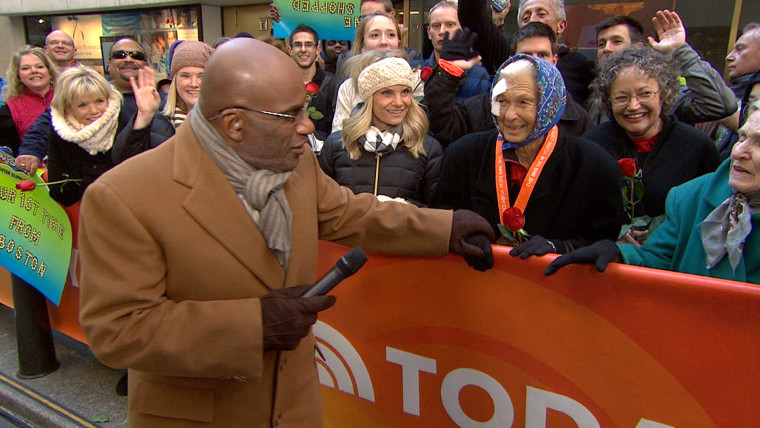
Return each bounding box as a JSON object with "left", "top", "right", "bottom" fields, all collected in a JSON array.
[{"left": 77, "top": 123, "right": 452, "bottom": 427}]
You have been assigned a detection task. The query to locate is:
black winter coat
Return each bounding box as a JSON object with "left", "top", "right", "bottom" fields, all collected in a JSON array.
[
  {"left": 431, "top": 129, "right": 625, "bottom": 251},
  {"left": 319, "top": 132, "right": 443, "bottom": 207},
  {"left": 423, "top": 63, "right": 593, "bottom": 148},
  {"left": 582, "top": 115, "right": 720, "bottom": 218},
  {"left": 47, "top": 108, "right": 162, "bottom": 206}
]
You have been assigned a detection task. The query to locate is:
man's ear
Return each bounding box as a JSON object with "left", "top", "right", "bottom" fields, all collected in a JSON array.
[
  {"left": 219, "top": 112, "right": 245, "bottom": 143},
  {"left": 556, "top": 19, "right": 567, "bottom": 35}
]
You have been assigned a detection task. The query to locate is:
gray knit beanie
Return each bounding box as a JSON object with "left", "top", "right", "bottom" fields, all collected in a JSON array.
[
  {"left": 357, "top": 57, "right": 414, "bottom": 101},
  {"left": 170, "top": 41, "right": 213, "bottom": 77}
]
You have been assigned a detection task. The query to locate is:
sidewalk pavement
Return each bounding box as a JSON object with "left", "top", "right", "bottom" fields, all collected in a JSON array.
[{"left": 0, "top": 303, "right": 127, "bottom": 427}]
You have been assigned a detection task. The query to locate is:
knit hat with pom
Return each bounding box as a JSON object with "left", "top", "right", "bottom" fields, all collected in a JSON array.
[
  {"left": 170, "top": 41, "right": 213, "bottom": 77},
  {"left": 357, "top": 57, "right": 414, "bottom": 101}
]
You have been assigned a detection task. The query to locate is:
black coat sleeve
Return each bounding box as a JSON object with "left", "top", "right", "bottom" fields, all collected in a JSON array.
[
  {"left": 424, "top": 65, "right": 494, "bottom": 148},
  {"left": 457, "top": 0, "right": 513, "bottom": 75},
  {"left": 0, "top": 104, "right": 21, "bottom": 155}
]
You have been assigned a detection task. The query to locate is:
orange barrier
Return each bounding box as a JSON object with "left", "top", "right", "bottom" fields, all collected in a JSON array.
[{"left": 1, "top": 240, "right": 758, "bottom": 427}]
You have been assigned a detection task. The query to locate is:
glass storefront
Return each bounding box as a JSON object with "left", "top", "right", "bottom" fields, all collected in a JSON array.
[{"left": 23, "top": 6, "right": 201, "bottom": 79}]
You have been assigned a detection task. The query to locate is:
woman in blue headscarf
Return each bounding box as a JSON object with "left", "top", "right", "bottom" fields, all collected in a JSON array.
[{"left": 431, "top": 54, "right": 625, "bottom": 257}]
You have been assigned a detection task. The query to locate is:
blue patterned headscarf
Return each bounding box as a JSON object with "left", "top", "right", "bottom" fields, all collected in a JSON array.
[{"left": 490, "top": 54, "right": 566, "bottom": 149}]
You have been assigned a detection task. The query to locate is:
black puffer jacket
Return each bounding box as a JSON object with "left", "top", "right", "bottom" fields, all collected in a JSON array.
[{"left": 318, "top": 132, "right": 443, "bottom": 207}]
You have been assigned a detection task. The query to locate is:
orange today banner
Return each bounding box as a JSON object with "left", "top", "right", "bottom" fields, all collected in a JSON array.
[{"left": 1, "top": 239, "right": 759, "bottom": 427}]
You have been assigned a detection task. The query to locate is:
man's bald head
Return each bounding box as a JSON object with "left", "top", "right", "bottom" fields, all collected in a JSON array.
[
  {"left": 198, "top": 38, "right": 314, "bottom": 172},
  {"left": 199, "top": 38, "right": 302, "bottom": 118},
  {"left": 45, "top": 30, "right": 76, "bottom": 69}
]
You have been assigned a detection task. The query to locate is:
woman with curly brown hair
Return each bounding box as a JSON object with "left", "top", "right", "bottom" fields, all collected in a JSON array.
[{"left": 583, "top": 45, "right": 720, "bottom": 244}]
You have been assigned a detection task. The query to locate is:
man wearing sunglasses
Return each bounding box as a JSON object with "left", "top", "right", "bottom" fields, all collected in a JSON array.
[
  {"left": 77, "top": 37, "right": 494, "bottom": 426},
  {"left": 108, "top": 39, "right": 150, "bottom": 93},
  {"left": 17, "top": 37, "right": 172, "bottom": 176}
]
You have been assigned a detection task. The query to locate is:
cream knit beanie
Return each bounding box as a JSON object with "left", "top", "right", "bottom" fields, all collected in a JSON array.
[{"left": 357, "top": 57, "right": 414, "bottom": 101}]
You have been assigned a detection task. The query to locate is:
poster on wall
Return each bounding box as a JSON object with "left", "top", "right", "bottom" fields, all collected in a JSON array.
[{"left": 272, "top": 0, "right": 360, "bottom": 41}]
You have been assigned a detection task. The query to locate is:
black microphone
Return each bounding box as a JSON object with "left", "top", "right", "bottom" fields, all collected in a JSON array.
[{"left": 301, "top": 247, "right": 368, "bottom": 297}]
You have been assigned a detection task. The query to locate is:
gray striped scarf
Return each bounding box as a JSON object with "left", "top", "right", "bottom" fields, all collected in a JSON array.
[{"left": 190, "top": 109, "right": 293, "bottom": 268}]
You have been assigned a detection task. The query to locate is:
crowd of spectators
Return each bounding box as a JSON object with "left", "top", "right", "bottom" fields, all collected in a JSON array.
[{"left": 2, "top": 0, "right": 757, "bottom": 289}]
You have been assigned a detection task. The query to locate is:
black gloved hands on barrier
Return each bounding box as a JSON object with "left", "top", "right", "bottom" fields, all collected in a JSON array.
[
  {"left": 509, "top": 235, "right": 561, "bottom": 259},
  {"left": 440, "top": 28, "right": 480, "bottom": 62},
  {"left": 449, "top": 210, "right": 495, "bottom": 271},
  {"left": 261, "top": 284, "right": 336, "bottom": 352},
  {"left": 543, "top": 240, "right": 621, "bottom": 276}
]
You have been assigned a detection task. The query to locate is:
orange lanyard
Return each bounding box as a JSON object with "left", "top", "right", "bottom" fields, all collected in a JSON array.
[{"left": 494, "top": 125, "right": 559, "bottom": 226}]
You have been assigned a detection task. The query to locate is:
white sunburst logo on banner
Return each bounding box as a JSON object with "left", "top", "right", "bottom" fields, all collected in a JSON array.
[{"left": 313, "top": 320, "right": 375, "bottom": 402}]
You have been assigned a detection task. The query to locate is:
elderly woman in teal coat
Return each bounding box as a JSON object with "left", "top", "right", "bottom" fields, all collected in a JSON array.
[{"left": 545, "top": 108, "right": 760, "bottom": 284}]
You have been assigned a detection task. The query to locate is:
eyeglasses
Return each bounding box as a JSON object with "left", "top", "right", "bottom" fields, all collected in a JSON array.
[
  {"left": 47, "top": 40, "right": 74, "bottom": 47},
  {"left": 110, "top": 50, "right": 146, "bottom": 61},
  {"left": 610, "top": 90, "right": 659, "bottom": 107},
  {"left": 292, "top": 41, "right": 316, "bottom": 49},
  {"left": 209, "top": 106, "right": 305, "bottom": 121}
]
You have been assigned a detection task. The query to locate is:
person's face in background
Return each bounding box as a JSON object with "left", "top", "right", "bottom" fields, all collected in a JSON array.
[
  {"left": 514, "top": 36, "right": 557, "bottom": 65},
  {"left": 518, "top": 0, "right": 566, "bottom": 36},
  {"left": 324, "top": 40, "right": 350, "bottom": 61},
  {"left": 609, "top": 66, "right": 663, "bottom": 140},
  {"left": 729, "top": 111, "right": 760, "bottom": 194},
  {"left": 108, "top": 39, "right": 147, "bottom": 92},
  {"left": 361, "top": 16, "right": 401, "bottom": 52},
  {"left": 360, "top": 0, "right": 391, "bottom": 17},
  {"left": 427, "top": 5, "right": 461, "bottom": 55},
  {"left": 371, "top": 84, "right": 412, "bottom": 130},
  {"left": 596, "top": 24, "right": 633, "bottom": 63},
  {"left": 18, "top": 54, "right": 51, "bottom": 94},
  {"left": 175, "top": 67, "right": 204, "bottom": 108},
  {"left": 44, "top": 30, "right": 76, "bottom": 65},
  {"left": 68, "top": 91, "right": 108, "bottom": 125},
  {"left": 726, "top": 28, "right": 760, "bottom": 79},
  {"left": 289, "top": 31, "right": 321, "bottom": 69},
  {"left": 494, "top": 71, "right": 538, "bottom": 143}
]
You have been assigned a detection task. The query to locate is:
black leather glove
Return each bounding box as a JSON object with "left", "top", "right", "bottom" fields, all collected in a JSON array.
[
  {"left": 261, "top": 284, "right": 336, "bottom": 351},
  {"left": 509, "top": 235, "right": 560, "bottom": 259},
  {"left": 449, "top": 210, "right": 495, "bottom": 271},
  {"left": 464, "top": 234, "right": 494, "bottom": 271},
  {"left": 440, "top": 28, "right": 480, "bottom": 62},
  {"left": 543, "top": 240, "right": 621, "bottom": 276}
]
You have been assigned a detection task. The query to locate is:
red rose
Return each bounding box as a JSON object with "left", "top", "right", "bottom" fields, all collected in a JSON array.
[
  {"left": 502, "top": 207, "right": 524, "bottom": 232},
  {"left": 420, "top": 66, "right": 433, "bottom": 82},
  {"left": 617, "top": 158, "right": 637, "bottom": 178},
  {"left": 15, "top": 180, "right": 35, "bottom": 191},
  {"left": 305, "top": 82, "right": 319, "bottom": 96}
]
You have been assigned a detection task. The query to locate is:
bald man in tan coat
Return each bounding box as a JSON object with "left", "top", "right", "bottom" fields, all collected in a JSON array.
[{"left": 78, "top": 38, "right": 493, "bottom": 427}]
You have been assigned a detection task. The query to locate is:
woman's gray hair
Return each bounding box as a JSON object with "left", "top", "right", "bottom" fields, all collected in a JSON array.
[{"left": 591, "top": 45, "right": 681, "bottom": 118}]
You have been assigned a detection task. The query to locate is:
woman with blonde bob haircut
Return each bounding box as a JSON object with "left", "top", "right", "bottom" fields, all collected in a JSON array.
[
  {"left": 320, "top": 56, "right": 443, "bottom": 206},
  {"left": 46, "top": 65, "right": 162, "bottom": 206}
]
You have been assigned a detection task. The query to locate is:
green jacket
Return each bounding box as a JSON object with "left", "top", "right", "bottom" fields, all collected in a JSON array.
[{"left": 619, "top": 158, "right": 759, "bottom": 284}]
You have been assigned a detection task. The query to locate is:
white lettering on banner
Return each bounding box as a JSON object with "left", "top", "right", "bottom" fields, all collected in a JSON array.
[
  {"left": 441, "top": 368, "right": 514, "bottom": 427},
  {"left": 635, "top": 420, "right": 674, "bottom": 428},
  {"left": 386, "top": 347, "right": 437, "bottom": 416},
  {"left": 313, "top": 321, "right": 375, "bottom": 401},
  {"left": 313, "top": 323, "right": 674, "bottom": 427},
  {"left": 526, "top": 386, "right": 599, "bottom": 428}
]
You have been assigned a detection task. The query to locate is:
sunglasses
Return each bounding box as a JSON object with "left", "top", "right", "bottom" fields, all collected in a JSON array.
[{"left": 111, "top": 50, "right": 146, "bottom": 61}]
